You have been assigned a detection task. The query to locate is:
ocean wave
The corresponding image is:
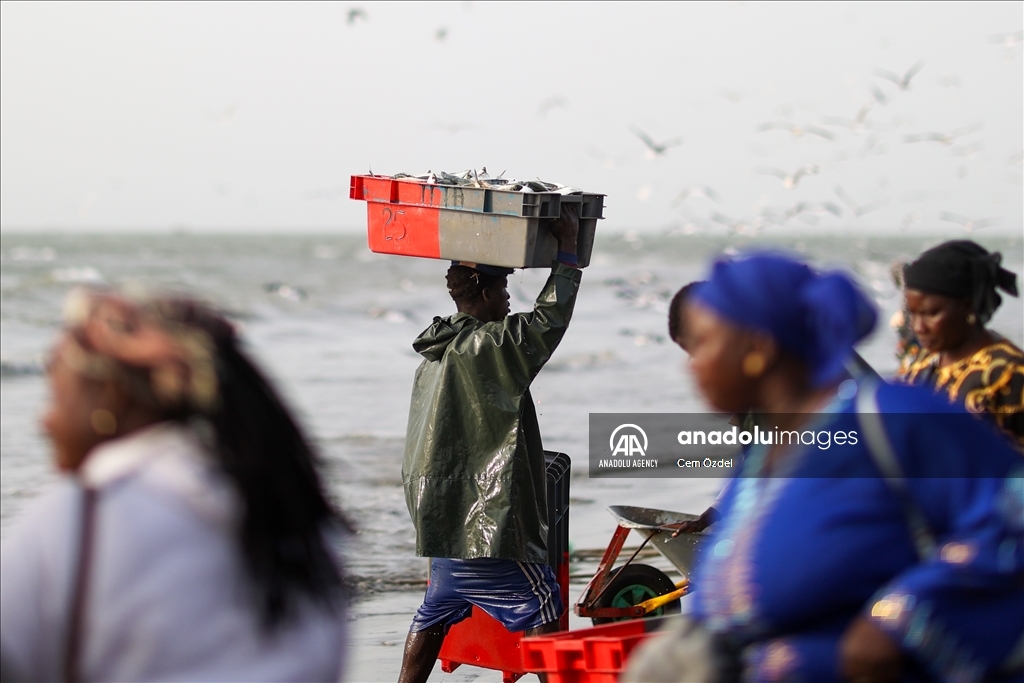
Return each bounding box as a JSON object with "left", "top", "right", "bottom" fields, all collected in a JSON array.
[
  {"left": 50, "top": 267, "right": 105, "bottom": 284},
  {"left": 0, "top": 356, "right": 45, "bottom": 377},
  {"left": 7, "top": 247, "right": 56, "bottom": 262}
]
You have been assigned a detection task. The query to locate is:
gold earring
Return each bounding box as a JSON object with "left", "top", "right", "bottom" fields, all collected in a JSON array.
[
  {"left": 742, "top": 352, "right": 766, "bottom": 378},
  {"left": 90, "top": 409, "right": 117, "bottom": 436},
  {"left": 966, "top": 313, "right": 977, "bottom": 326}
]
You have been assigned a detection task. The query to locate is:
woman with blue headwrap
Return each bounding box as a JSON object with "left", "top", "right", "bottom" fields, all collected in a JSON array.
[{"left": 673, "top": 253, "right": 1022, "bottom": 683}]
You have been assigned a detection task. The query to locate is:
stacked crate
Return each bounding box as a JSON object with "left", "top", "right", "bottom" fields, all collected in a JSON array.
[{"left": 350, "top": 175, "right": 605, "bottom": 268}]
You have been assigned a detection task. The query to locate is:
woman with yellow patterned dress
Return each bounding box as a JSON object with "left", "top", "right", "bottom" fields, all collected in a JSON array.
[{"left": 899, "top": 240, "right": 1023, "bottom": 449}]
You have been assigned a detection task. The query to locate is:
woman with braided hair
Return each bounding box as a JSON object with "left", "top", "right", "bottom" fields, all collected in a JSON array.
[
  {"left": 0, "top": 289, "right": 347, "bottom": 682},
  {"left": 898, "top": 240, "right": 1023, "bottom": 448}
]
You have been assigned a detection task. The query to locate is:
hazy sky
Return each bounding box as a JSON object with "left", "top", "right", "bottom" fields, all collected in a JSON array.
[{"left": 1, "top": 1, "right": 1021, "bottom": 233}]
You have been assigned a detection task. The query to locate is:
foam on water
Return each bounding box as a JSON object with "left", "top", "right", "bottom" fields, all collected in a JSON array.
[{"left": 2, "top": 231, "right": 1021, "bottom": 591}]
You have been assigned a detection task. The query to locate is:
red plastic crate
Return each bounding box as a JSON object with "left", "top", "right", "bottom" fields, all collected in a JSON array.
[
  {"left": 438, "top": 607, "right": 528, "bottom": 683},
  {"left": 350, "top": 174, "right": 604, "bottom": 268},
  {"left": 520, "top": 618, "right": 666, "bottom": 683}
]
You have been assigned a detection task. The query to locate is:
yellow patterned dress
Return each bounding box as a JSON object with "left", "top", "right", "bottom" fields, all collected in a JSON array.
[{"left": 898, "top": 339, "right": 1024, "bottom": 450}]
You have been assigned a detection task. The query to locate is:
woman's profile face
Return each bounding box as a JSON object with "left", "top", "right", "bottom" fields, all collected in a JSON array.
[
  {"left": 904, "top": 289, "right": 972, "bottom": 353},
  {"left": 42, "top": 339, "right": 113, "bottom": 471},
  {"left": 684, "top": 302, "right": 757, "bottom": 413}
]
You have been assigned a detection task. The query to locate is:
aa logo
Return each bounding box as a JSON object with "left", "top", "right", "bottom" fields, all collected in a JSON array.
[{"left": 609, "top": 424, "right": 648, "bottom": 457}]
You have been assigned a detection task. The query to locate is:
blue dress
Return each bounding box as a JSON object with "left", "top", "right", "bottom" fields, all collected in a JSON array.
[{"left": 692, "top": 381, "right": 1024, "bottom": 682}]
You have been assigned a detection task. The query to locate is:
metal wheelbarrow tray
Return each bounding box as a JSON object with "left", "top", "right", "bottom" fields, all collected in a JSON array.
[{"left": 575, "top": 506, "right": 708, "bottom": 624}]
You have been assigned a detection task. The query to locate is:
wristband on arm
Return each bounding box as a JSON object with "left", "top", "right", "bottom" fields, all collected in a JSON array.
[{"left": 557, "top": 251, "right": 579, "bottom": 267}]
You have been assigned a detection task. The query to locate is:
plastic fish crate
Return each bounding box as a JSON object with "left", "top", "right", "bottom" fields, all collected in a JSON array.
[
  {"left": 350, "top": 175, "right": 604, "bottom": 268},
  {"left": 520, "top": 616, "right": 671, "bottom": 683}
]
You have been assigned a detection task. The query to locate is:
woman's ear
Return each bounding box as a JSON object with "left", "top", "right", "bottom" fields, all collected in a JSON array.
[{"left": 737, "top": 331, "right": 777, "bottom": 362}]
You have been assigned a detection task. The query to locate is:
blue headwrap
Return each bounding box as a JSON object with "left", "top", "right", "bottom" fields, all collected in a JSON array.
[{"left": 692, "top": 253, "right": 877, "bottom": 387}]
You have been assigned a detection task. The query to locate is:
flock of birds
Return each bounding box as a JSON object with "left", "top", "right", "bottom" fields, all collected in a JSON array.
[
  {"left": 346, "top": 6, "right": 449, "bottom": 42},
  {"left": 344, "top": 6, "right": 1021, "bottom": 236},
  {"left": 623, "top": 52, "right": 1022, "bottom": 237}
]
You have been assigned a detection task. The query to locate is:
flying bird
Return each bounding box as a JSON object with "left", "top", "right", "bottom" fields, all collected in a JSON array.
[
  {"left": 586, "top": 147, "right": 626, "bottom": 170},
  {"left": 757, "top": 122, "right": 836, "bottom": 141},
  {"left": 776, "top": 201, "right": 842, "bottom": 224},
  {"left": 709, "top": 212, "right": 765, "bottom": 236},
  {"left": 720, "top": 89, "right": 743, "bottom": 104},
  {"left": 785, "top": 201, "right": 841, "bottom": 219},
  {"left": 347, "top": 7, "right": 367, "bottom": 24},
  {"left": 869, "top": 84, "right": 891, "bottom": 106},
  {"left": 435, "top": 27, "right": 448, "bottom": 41},
  {"left": 834, "top": 186, "right": 886, "bottom": 217},
  {"left": 874, "top": 61, "right": 925, "bottom": 90},
  {"left": 755, "top": 165, "right": 820, "bottom": 189},
  {"left": 207, "top": 103, "right": 237, "bottom": 124},
  {"left": 631, "top": 127, "right": 683, "bottom": 156},
  {"left": 821, "top": 101, "right": 873, "bottom": 132},
  {"left": 904, "top": 123, "right": 983, "bottom": 146},
  {"left": 939, "top": 212, "right": 998, "bottom": 233},
  {"left": 671, "top": 186, "right": 720, "bottom": 206},
  {"left": 989, "top": 31, "right": 1023, "bottom": 47},
  {"left": 951, "top": 141, "right": 984, "bottom": 158},
  {"left": 537, "top": 96, "right": 567, "bottom": 118}
]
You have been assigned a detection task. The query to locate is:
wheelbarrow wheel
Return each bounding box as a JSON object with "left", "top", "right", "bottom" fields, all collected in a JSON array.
[{"left": 592, "top": 563, "right": 681, "bottom": 625}]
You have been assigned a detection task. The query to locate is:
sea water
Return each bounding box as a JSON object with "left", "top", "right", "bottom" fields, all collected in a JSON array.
[{"left": 2, "top": 231, "right": 1021, "bottom": 678}]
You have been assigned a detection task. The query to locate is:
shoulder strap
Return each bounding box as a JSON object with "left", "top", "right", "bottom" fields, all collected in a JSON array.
[
  {"left": 856, "top": 381, "right": 937, "bottom": 561},
  {"left": 63, "top": 486, "right": 97, "bottom": 683}
]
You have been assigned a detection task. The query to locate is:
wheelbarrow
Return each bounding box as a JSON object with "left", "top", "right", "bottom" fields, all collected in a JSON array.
[{"left": 575, "top": 505, "right": 708, "bottom": 625}]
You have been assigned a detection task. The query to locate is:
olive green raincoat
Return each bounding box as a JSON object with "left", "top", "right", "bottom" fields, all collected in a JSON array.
[{"left": 403, "top": 262, "right": 582, "bottom": 563}]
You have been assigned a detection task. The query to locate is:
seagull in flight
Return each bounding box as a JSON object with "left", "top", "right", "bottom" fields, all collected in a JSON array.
[
  {"left": 989, "top": 31, "right": 1023, "bottom": 47},
  {"left": 940, "top": 212, "right": 998, "bottom": 233},
  {"left": 904, "top": 123, "right": 983, "bottom": 146},
  {"left": 951, "top": 141, "right": 984, "bottom": 158},
  {"left": 537, "top": 96, "right": 567, "bottom": 118},
  {"left": 757, "top": 122, "right": 836, "bottom": 141},
  {"left": 347, "top": 7, "right": 367, "bottom": 25},
  {"left": 765, "top": 201, "right": 843, "bottom": 225},
  {"left": 671, "top": 185, "right": 720, "bottom": 206},
  {"left": 710, "top": 212, "right": 765, "bottom": 236},
  {"left": 869, "top": 84, "right": 891, "bottom": 106},
  {"left": 822, "top": 101, "right": 873, "bottom": 132},
  {"left": 586, "top": 147, "right": 625, "bottom": 170},
  {"left": 755, "top": 165, "right": 819, "bottom": 189},
  {"left": 834, "top": 186, "right": 886, "bottom": 217},
  {"left": 786, "top": 201, "right": 841, "bottom": 219},
  {"left": 874, "top": 61, "right": 925, "bottom": 90},
  {"left": 631, "top": 127, "right": 683, "bottom": 156}
]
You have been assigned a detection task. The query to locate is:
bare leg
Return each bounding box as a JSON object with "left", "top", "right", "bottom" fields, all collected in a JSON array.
[
  {"left": 525, "top": 621, "right": 561, "bottom": 683},
  {"left": 397, "top": 624, "right": 445, "bottom": 683}
]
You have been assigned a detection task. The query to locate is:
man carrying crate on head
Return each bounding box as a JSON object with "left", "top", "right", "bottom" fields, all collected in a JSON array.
[{"left": 398, "top": 206, "right": 581, "bottom": 683}]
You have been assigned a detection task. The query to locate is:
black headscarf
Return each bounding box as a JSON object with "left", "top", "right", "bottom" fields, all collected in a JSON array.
[{"left": 903, "top": 240, "right": 1019, "bottom": 324}]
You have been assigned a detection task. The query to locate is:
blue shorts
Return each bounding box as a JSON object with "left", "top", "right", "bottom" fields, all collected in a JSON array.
[{"left": 410, "top": 557, "right": 563, "bottom": 633}]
